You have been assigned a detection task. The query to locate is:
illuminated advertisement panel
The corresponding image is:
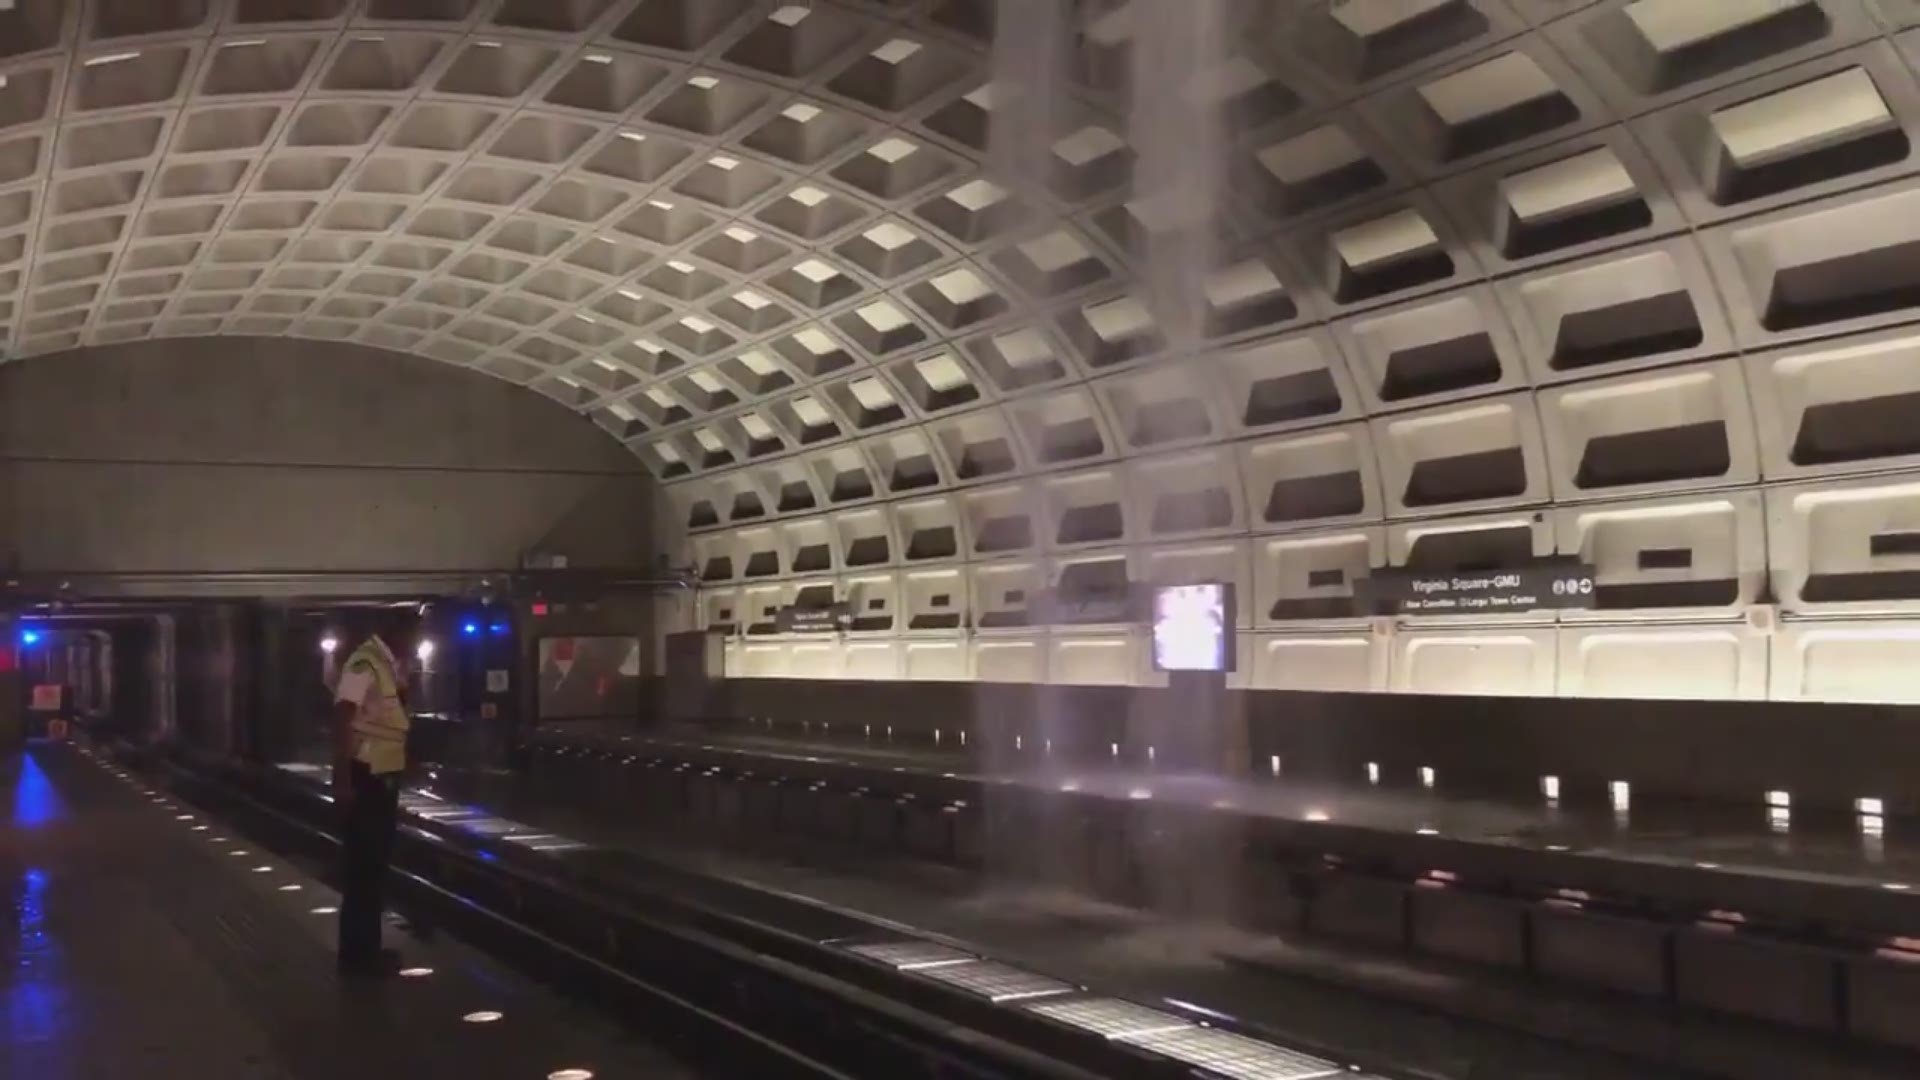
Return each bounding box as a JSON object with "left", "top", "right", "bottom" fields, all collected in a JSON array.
[{"left": 1150, "top": 582, "right": 1235, "bottom": 673}]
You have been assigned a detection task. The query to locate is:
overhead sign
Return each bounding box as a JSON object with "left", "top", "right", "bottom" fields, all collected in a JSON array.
[
  {"left": 775, "top": 603, "right": 849, "bottom": 633},
  {"left": 1362, "top": 562, "right": 1597, "bottom": 615}
]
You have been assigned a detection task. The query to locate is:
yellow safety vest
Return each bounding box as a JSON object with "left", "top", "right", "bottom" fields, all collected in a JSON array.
[{"left": 345, "top": 639, "right": 409, "bottom": 775}]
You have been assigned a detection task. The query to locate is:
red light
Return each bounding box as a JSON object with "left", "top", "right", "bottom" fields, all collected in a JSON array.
[
  {"left": 531, "top": 602, "right": 549, "bottom": 617},
  {"left": 0, "top": 645, "right": 14, "bottom": 672}
]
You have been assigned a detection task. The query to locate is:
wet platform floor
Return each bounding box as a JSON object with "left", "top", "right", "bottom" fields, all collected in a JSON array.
[{"left": 0, "top": 742, "right": 694, "bottom": 1080}]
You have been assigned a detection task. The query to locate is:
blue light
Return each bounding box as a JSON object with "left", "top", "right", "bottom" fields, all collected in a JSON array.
[
  {"left": 488, "top": 621, "right": 510, "bottom": 637},
  {"left": 460, "top": 621, "right": 480, "bottom": 638},
  {"left": 19, "top": 629, "right": 40, "bottom": 647}
]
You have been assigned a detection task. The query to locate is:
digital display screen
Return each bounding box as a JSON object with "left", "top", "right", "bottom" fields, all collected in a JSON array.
[{"left": 1150, "top": 583, "right": 1234, "bottom": 673}]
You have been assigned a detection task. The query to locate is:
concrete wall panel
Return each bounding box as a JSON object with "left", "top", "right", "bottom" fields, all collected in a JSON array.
[{"left": 0, "top": 337, "right": 651, "bottom": 577}]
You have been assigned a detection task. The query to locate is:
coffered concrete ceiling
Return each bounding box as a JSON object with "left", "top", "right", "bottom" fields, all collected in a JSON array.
[{"left": 16, "top": 4, "right": 1920, "bottom": 702}]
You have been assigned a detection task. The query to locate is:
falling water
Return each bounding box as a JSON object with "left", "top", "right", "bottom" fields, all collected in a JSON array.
[
  {"left": 1125, "top": 0, "right": 1232, "bottom": 348},
  {"left": 976, "top": 0, "right": 1077, "bottom": 888},
  {"left": 986, "top": 0, "right": 1073, "bottom": 193},
  {"left": 976, "top": 0, "right": 1244, "bottom": 917},
  {"left": 1123, "top": 0, "right": 1242, "bottom": 921}
]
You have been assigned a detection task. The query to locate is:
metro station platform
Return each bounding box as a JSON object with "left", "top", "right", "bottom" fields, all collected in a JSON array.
[
  {"left": 494, "top": 719, "right": 1920, "bottom": 1073},
  {"left": 417, "top": 730, "right": 1920, "bottom": 1080},
  {"left": 0, "top": 741, "right": 693, "bottom": 1080},
  {"left": 590, "top": 721, "right": 1920, "bottom": 928}
]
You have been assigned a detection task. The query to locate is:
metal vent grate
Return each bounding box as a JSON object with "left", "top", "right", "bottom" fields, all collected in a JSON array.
[
  {"left": 916, "top": 959, "right": 1075, "bottom": 1003},
  {"left": 1118, "top": 1026, "right": 1345, "bottom": 1080},
  {"left": 1026, "top": 996, "right": 1192, "bottom": 1039},
  {"left": 846, "top": 940, "right": 975, "bottom": 970}
]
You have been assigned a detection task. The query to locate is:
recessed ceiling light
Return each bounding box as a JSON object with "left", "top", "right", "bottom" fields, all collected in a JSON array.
[
  {"left": 868, "top": 137, "right": 918, "bottom": 163},
  {"left": 464, "top": 1011, "right": 504, "bottom": 1023},
  {"left": 872, "top": 39, "right": 921, "bottom": 65}
]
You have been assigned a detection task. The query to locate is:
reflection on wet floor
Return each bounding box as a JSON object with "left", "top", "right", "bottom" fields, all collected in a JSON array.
[
  {"left": 3, "top": 754, "right": 76, "bottom": 1069},
  {"left": 6, "top": 865, "right": 65, "bottom": 1053},
  {"left": 11, "top": 752, "right": 67, "bottom": 830},
  {"left": 11, "top": 745, "right": 700, "bottom": 1080}
]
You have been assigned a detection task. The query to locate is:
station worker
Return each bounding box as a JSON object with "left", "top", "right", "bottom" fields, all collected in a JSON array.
[{"left": 331, "top": 621, "right": 412, "bottom": 977}]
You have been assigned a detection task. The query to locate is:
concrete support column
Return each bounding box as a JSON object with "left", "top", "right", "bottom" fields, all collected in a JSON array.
[
  {"left": 0, "top": 613, "right": 20, "bottom": 755},
  {"left": 245, "top": 602, "right": 293, "bottom": 763}
]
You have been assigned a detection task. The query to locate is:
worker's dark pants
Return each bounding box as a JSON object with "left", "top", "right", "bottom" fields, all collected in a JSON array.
[{"left": 338, "top": 761, "right": 400, "bottom": 964}]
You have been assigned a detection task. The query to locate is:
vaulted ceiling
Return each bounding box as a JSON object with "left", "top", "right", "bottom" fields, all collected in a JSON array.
[{"left": 8, "top": 0, "right": 1920, "bottom": 611}]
